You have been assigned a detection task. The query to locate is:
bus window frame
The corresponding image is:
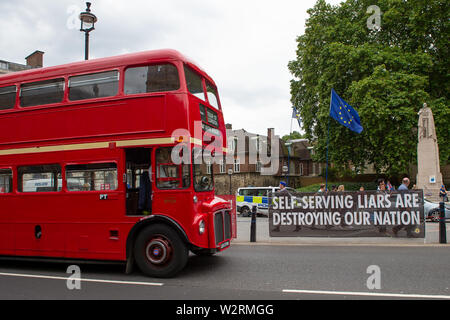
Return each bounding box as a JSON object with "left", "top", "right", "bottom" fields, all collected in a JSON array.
[
  {"left": 205, "top": 80, "right": 221, "bottom": 110},
  {"left": 0, "top": 83, "right": 20, "bottom": 113},
  {"left": 17, "top": 163, "right": 63, "bottom": 194},
  {"left": 0, "top": 167, "right": 14, "bottom": 194},
  {"left": 123, "top": 62, "right": 181, "bottom": 96},
  {"left": 184, "top": 62, "right": 222, "bottom": 112},
  {"left": 67, "top": 69, "right": 121, "bottom": 102},
  {"left": 183, "top": 64, "right": 208, "bottom": 103},
  {"left": 0, "top": 85, "right": 17, "bottom": 111},
  {"left": 192, "top": 147, "right": 214, "bottom": 192},
  {"left": 64, "top": 160, "right": 120, "bottom": 193},
  {"left": 155, "top": 146, "right": 191, "bottom": 191},
  {"left": 19, "top": 77, "right": 66, "bottom": 109}
]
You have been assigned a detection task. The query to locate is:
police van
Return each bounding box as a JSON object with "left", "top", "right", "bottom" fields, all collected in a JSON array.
[{"left": 236, "top": 186, "right": 295, "bottom": 217}]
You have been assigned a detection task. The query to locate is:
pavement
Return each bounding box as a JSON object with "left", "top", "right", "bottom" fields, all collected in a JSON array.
[{"left": 234, "top": 216, "right": 450, "bottom": 246}]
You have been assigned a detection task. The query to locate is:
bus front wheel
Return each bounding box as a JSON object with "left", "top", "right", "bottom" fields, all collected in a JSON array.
[{"left": 134, "top": 224, "right": 188, "bottom": 278}]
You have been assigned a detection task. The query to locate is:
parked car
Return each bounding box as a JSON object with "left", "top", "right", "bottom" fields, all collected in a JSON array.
[
  {"left": 236, "top": 186, "right": 295, "bottom": 217},
  {"left": 424, "top": 199, "right": 450, "bottom": 221}
]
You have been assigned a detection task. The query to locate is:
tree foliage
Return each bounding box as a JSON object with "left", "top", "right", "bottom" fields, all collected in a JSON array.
[
  {"left": 282, "top": 131, "right": 305, "bottom": 141},
  {"left": 288, "top": 0, "right": 449, "bottom": 177}
]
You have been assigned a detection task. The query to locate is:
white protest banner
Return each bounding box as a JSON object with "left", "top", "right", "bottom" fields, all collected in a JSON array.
[{"left": 269, "top": 190, "right": 424, "bottom": 238}]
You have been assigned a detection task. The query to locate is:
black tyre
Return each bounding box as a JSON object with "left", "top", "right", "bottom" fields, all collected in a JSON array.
[
  {"left": 134, "top": 224, "right": 188, "bottom": 278},
  {"left": 241, "top": 206, "right": 250, "bottom": 217}
]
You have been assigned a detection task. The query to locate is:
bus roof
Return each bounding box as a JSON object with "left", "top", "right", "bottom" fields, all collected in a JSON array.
[{"left": 0, "top": 49, "right": 216, "bottom": 87}]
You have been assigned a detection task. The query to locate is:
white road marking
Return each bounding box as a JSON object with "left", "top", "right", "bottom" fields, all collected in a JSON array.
[
  {"left": 0, "top": 272, "right": 163, "bottom": 287},
  {"left": 283, "top": 289, "right": 450, "bottom": 299}
]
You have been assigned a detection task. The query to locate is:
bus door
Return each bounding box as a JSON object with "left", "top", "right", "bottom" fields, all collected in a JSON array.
[
  {"left": 125, "top": 148, "right": 152, "bottom": 216},
  {"left": 151, "top": 146, "right": 191, "bottom": 223}
]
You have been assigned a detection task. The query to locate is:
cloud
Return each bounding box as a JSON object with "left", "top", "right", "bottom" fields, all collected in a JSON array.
[{"left": 0, "top": 0, "right": 342, "bottom": 137}]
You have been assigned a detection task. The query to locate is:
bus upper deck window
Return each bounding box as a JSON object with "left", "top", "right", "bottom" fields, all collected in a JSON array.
[
  {"left": 184, "top": 65, "right": 205, "bottom": 101},
  {"left": 0, "top": 85, "right": 16, "bottom": 110},
  {"left": 20, "top": 79, "right": 64, "bottom": 107},
  {"left": 68, "top": 70, "right": 119, "bottom": 101},
  {"left": 0, "top": 169, "right": 13, "bottom": 193},
  {"left": 206, "top": 81, "right": 219, "bottom": 109},
  {"left": 124, "top": 64, "right": 179, "bottom": 95}
]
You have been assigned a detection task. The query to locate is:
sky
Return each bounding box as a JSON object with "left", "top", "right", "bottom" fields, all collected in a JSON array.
[{"left": 0, "top": 0, "right": 342, "bottom": 138}]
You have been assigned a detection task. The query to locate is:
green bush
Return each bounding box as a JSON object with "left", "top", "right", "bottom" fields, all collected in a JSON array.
[{"left": 296, "top": 181, "right": 377, "bottom": 192}]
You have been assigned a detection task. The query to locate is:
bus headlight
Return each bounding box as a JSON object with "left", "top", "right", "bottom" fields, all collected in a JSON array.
[{"left": 199, "top": 220, "right": 205, "bottom": 235}]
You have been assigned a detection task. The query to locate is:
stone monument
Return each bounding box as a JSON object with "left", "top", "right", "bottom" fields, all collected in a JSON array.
[{"left": 416, "top": 103, "right": 443, "bottom": 201}]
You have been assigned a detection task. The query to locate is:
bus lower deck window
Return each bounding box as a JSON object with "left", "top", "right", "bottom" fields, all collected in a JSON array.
[
  {"left": 66, "top": 163, "right": 118, "bottom": 191},
  {"left": 156, "top": 147, "right": 189, "bottom": 189},
  {"left": 0, "top": 169, "right": 13, "bottom": 193},
  {"left": 18, "top": 164, "right": 62, "bottom": 192}
]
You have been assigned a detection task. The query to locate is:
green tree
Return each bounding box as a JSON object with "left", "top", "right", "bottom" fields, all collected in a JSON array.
[
  {"left": 282, "top": 131, "right": 305, "bottom": 142},
  {"left": 288, "top": 0, "right": 449, "bottom": 176}
]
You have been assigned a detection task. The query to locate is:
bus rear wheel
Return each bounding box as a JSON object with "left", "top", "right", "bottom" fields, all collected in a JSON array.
[{"left": 134, "top": 224, "right": 188, "bottom": 278}]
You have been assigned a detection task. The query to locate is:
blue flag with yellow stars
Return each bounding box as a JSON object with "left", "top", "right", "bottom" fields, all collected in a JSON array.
[
  {"left": 292, "top": 107, "right": 302, "bottom": 128},
  {"left": 329, "top": 89, "right": 363, "bottom": 134}
]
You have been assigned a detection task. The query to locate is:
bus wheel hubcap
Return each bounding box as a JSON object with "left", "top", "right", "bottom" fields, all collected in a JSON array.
[{"left": 146, "top": 237, "right": 172, "bottom": 265}]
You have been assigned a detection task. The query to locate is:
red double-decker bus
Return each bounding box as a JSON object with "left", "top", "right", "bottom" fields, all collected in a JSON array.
[{"left": 0, "top": 49, "right": 232, "bottom": 277}]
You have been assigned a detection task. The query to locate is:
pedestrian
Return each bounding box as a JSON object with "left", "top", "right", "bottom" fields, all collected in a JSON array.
[
  {"left": 318, "top": 183, "right": 326, "bottom": 192},
  {"left": 376, "top": 178, "right": 387, "bottom": 234},
  {"left": 386, "top": 180, "right": 394, "bottom": 191},
  {"left": 272, "top": 181, "right": 291, "bottom": 232},
  {"left": 440, "top": 184, "right": 448, "bottom": 202},
  {"left": 335, "top": 184, "right": 350, "bottom": 228},
  {"left": 393, "top": 177, "right": 414, "bottom": 237},
  {"left": 377, "top": 178, "right": 386, "bottom": 191},
  {"left": 397, "top": 177, "right": 410, "bottom": 191},
  {"left": 359, "top": 186, "right": 365, "bottom": 192}
]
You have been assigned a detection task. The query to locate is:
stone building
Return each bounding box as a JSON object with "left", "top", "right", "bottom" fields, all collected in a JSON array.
[{"left": 0, "top": 50, "right": 44, "bottom": 75}]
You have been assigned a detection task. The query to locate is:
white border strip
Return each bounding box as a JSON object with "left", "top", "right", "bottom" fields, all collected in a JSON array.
[
  {"left": 283, "top": 289, "right": 450, "bottom": 299},
  {"left": 0, "top": 272, "right": 163, "bottom": 287}
]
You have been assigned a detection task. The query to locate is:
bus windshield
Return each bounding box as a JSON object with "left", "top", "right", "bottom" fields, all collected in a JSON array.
[{"left": 192, "top": 147, "right": 214, "bottom": 192}]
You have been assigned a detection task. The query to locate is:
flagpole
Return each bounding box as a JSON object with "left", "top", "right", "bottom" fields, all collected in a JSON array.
[
  {"left": 325, "top": 90, "right": 333, "bottom": 191},
  {"left": 287, "top": 107, "right": 294, "bottom": 187},
  {"left": 290, "top": 109, "right": 293, "bottom": 135},
  {"left": 325, "top": 116, "right": 330, "bottom": 191}
]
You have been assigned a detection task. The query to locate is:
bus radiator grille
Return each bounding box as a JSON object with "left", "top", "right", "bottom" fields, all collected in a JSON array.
[{"left": 214, "top": 210, "right": 232, "bottom": 246}]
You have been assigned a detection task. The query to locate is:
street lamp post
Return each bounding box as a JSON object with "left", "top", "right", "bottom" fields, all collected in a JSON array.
[
  {"left": 228, "top": 169, "right": 233, "bottom": 195},
  {"left": 285, "top": 140, "right": 292, "bottom": 187},
  {"left": 79, "top": 2, "right": 97, "bottom": 60}
]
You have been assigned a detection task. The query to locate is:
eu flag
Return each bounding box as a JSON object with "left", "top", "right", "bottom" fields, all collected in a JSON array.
[
  {"left": 292, "top": 107, "right": 302, "bottom": 128},
  {"left": 329, "top": 89, "right": 363, "bottom": 134}
]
